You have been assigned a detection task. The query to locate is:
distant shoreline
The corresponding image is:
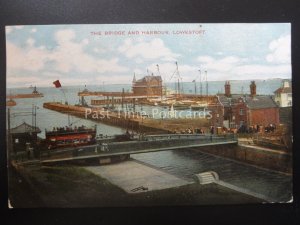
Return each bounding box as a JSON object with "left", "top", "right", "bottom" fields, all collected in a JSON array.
[{"left": 6, "top": 77, "right": 289, "bottom": 89}]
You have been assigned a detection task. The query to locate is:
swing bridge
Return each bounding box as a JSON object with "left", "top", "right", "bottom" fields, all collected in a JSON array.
[{"left": 21, "top": 133, "right": 237, "bottom": 165}]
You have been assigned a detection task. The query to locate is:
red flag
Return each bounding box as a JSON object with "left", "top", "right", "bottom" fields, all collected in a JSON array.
[{"left": 53, "top": 80, "right": 61, "bottom": 88}]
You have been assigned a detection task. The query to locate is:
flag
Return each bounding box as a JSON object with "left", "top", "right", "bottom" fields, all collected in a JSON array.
[{"left": 53, "top": 80, "right": 61, "bottom": 88}]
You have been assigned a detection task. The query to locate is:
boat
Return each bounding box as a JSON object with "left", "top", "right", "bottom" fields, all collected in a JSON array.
[
  {"left": 7, "top": 86, "right": 44, "bottom": 99},
  {"left": 45, "top": 125, "right": 97, "bottom": 149},
  {"left": 6, "top": 99, "right": 16, "bottom": 106}
]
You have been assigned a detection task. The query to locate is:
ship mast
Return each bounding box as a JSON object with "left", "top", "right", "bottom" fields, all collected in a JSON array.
[
  {"left": 205, "top": 70, "right": 208, "bottom": 96},
  {"left": 170, "top": 61, "right": 183, "bottom": 96},
  {"left": 198, "top": 69, "right": 202, "bottom": 96},
  {"left": 156, "top": 64, "right": 163, "bottom": 101}
]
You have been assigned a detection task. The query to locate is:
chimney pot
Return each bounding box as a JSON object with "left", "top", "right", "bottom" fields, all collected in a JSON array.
[
  {"left": 225, "top": 81, "right": 231, "bottom": 97},
  {"left": 250, "top": 81, "right": 256, "bottom": 97}
]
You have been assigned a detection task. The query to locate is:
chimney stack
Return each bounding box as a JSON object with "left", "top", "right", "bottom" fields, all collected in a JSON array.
[
  {"left": 283, "top": 80, "right": 290, "bottom": 88},
  {"left": 250, "top": 81, "right": 256, "bottom": 97},
  {"left": 225, "top": 81, "right": 231, "bottom": 97}
]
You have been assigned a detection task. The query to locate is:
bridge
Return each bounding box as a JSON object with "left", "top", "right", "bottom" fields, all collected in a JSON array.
[{"left": 32, "top": 134, "right": 237, "bottom": 165}]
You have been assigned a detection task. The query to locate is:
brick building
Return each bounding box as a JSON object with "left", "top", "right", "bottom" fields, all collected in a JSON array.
[
  {"left": 132, "top": 74, "right": 162, "bottom": 96},
  {"left": 218, "top": 81, "right": 279, "bottom": 130}
]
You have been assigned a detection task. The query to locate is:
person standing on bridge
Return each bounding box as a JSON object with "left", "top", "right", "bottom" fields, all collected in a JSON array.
[
  {"left": 210, "top": 126, "right": 214, "bottom": 142},
  {"left": 210, "top": 126, "right": 214, "bottom": 135}
]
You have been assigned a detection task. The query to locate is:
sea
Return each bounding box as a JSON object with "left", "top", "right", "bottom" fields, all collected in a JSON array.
[{"left": 7, "top": 79, "right": 284, "bottom": 138}]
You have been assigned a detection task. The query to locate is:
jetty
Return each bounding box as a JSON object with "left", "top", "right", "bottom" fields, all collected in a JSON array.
[{"left": 43, "top": 102, "right": 210, "bottom": 134}]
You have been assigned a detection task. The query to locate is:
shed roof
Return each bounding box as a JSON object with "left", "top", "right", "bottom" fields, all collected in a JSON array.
[{"left": 10, "top": 122, "right": 41, "bottom": 134}]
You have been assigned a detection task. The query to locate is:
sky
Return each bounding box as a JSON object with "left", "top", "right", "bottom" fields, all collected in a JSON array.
[{"left": 6, "top": 23, "right": 291, "bottom": 88}]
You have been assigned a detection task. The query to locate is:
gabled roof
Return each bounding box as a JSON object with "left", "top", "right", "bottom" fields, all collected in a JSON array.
[
  {"left": 218, "top": 94, "right": 244, "bottom": 107},
  {"left": 274, "top": 87, "right": 292, "bottom": 94},
  {"left": 135, "top": 75, "right": 162, "bottom": 83},
  {"left": 245, "top": 95, "right": 278, "bottom": 109},
  {"left": 218, "top": 94, "right": 278, "bottom": 109},
  {"left": 10, "top": 122, "right": 41, "bottom": 134}
]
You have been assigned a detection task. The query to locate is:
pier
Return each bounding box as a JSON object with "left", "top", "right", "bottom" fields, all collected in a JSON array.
[{"left": 43, "top": 102, "right": 210, "bottom": 133}]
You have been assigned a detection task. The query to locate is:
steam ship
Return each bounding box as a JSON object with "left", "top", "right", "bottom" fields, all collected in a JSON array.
[{"left": 7, "top": 86, "right": 44, "bottom": 99}]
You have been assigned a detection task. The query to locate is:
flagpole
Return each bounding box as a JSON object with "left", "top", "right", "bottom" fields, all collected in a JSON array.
[
  {"left": 61, "top": 88, "right": 70, "bottom": 126},
  {"left": 53, "top": 80, "right": 71, "bottom": 126}
]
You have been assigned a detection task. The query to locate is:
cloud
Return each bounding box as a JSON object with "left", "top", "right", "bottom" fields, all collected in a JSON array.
[
  {"left": 7, "top": 75, "right": 43, "bottom": 86},
  {"left": 6, "top": 41, "right": 50, "bottom": 72},
  {"left": 266, "top": 34, "right": 291, "bottom": 64},
  {"left": 118, "top": 38, "right": 180, "bottom": 61},
  {"left": 7, "top": 29, "right": 128, "bottom": 81},
  {"left": 197, "top": 55, "right": 243, "bottom": 72},
  {"left": 135, "top": 58, "right": 143, "bottom": 64},
  {"left": 49, "top": 29, "right": 128, "bottom": 74},
  {"left": 196, "top": 55, "right": 291, "bottom": 81},
  {"left": 94, "top": 75, "right": 132, "bottom": 84},
  {"left": 26, "top": 38, "right": 35, "bottom": 47},
  {"left": 232, "top": 64, "right": 291, "bottom": 77}
]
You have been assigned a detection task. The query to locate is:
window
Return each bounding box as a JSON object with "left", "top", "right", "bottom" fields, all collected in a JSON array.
[{"left": 239, "top": 108, "right": 244, "bottom": 115}]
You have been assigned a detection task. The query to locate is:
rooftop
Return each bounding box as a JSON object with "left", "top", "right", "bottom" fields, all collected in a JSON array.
[
  {"left": 274, "top": 86, "right": 292, "bottom": 94},
  {"left": 10, "top": 122, "right": 41, "bottom": 134},
  {"left": 135, "top": 75, "right": 162, "bottom": 83},
  {"left": 218, "top": 94, "right": 278, "bottom": 109}
]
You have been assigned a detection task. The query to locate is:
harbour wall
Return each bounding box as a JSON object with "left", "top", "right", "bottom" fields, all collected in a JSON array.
[
  {"left": 43, "top": 102, "right": 169, "bottom": 134},
  {"left": 196, "top": 143, "right": 292, "bottom": 173}
]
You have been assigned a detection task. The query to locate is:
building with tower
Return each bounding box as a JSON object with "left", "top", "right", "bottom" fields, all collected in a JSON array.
[{"left": 132, "top": 73, "right": 163, "bottom": 96}]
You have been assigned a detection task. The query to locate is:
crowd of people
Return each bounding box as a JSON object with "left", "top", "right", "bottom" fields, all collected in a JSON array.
[
  {"left": 238, "top": 124, "right": 277, "bottom": 134},
  {"left": 50, "top": 125, "right": 90, "bottom": 133},
  {"left": 172, "top": 127, "right": 205, "bottom": 134}
]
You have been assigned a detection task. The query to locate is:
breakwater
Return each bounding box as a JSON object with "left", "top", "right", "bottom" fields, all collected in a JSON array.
[{"left": 43, "top": 102, "right": 169, "bottom": 134}]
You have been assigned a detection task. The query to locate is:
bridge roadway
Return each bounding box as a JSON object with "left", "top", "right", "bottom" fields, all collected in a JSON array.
[{"left": 40, "top": 134, "right": 237, "bottom": 164}]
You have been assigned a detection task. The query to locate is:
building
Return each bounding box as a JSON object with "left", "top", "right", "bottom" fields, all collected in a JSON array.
[
  {"left": 218, "top": 81, "right": 279, "bottom": 130},
  {"left": 274, "top": 80, "right": 292, "bottom": 107},
  {"left": 132, "top": 74, "right": 162, "bottom": 96},
  {"left": 10, "top": 122, "right": 41, "bottom": 152}
]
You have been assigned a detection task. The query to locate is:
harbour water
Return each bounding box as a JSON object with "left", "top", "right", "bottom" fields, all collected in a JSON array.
[
  {"left": 7, "top": 79, "right": 283, "bottom": 137},
  {"left": 131, "top": 150, "right": 292, "bottom": 202},
  {"left": 6, "top": 79, "right": 292, "bottom": 202}
]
